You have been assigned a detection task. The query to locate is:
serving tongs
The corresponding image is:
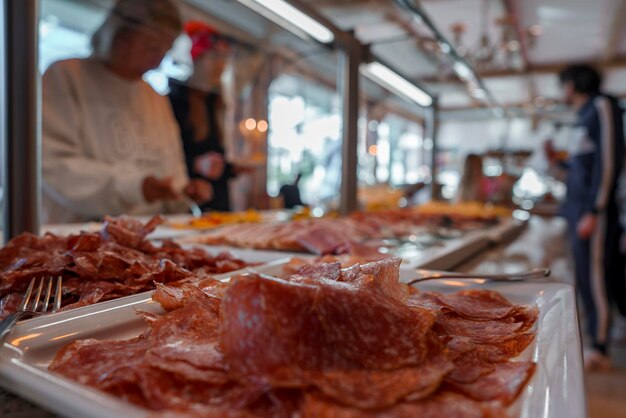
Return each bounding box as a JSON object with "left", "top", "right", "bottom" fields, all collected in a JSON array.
[
  {"left": 408, "top": 268, "right": 551, "bottom": 285},
  {"left": 179, "top": 195, "right": 203, "bottom": 218}
]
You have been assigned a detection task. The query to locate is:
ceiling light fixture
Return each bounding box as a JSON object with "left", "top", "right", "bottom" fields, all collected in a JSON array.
[
  {"left": 236, "top": 0, "right": 334, "bottom": 44},
  {"left": 452, "top": 61, "right": 476, "bottom": 83},
  {"left": 361, "top": 62, "right": 433, "bottom": 107}
]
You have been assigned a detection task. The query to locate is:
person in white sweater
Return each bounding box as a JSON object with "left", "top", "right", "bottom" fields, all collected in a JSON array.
[{"left": 42, "top": 0, "right": 213, "bottom": 224}]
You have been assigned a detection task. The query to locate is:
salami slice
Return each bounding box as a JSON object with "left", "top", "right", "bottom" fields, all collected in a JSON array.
[
  {"left": 308, "top": 353, "right": 453, "bottom": 409},
  {"left": 301, "top": 391, "right": 508, "bottom": 418},
  {"left": 290, "top": 262, "right": 342, "bottom": 284},
  {"left": 434, "top": 290, "right": 519, "bottom": 320},
  {"left": 434, "top": 314, "right": 524, "bottom": 344},
  {"left": 220, "top": 274, "right": 330, "bottom": 384},
  {"left": 315, "top": 282, "right": 435, "bottom": 369},
  {"left": 448, "top": 361, "right": 536, "bottom": 405}
]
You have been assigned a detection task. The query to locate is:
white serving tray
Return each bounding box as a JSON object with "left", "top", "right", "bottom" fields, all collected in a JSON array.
[
  {"left": 398, "top": 230, "right": 492, "bottom": 271},
  {"left": 184, "top": 229, "right": 492, "bottom": 272},
  {"left": 189, "top": 244, "right": 308, "bottom": 264},
  {"left": 485, "top": 218, "right": 528, "bottom": 244},
  {"left": 0, "top": 262, "right": 585, "bottom": 418}
]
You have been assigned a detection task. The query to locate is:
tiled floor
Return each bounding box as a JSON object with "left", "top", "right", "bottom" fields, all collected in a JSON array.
[
  {"left": 458, "top": 216, "right": 626, "bottom": 418},
  {"left": 584, "top": 341, "right": 626, "bottom": 418}
]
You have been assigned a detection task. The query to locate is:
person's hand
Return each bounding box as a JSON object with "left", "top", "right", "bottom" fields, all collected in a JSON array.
[
  {"left": 233, "top": 164, "right": 256, "bottom": 175},
  {"left": 577, "top": 213, "right": 597, "bottom": 239},
  {"left": 142, "top": 176, "right": 178, "bottom": 203},
  {"left": 184, "top": 179, "right": 213, "bottom": 204},
  {"left": 544, "top": 139, "right": 557, "bottom": 163},
  {"left": 194, "top": 152, "right": 225, "bottom": 180}
]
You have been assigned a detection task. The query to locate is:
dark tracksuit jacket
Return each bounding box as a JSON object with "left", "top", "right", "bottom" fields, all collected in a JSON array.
[{"left": 561, "top": 93, "right": 625, "bottom": 351}]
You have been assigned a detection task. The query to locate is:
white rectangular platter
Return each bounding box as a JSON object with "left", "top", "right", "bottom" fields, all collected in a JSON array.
[
  {"left": 398, "top": 230, "right": 492, "bottom": 271},
  {"left": 0, "top": 261, "right": 585, "bottom": 418}
]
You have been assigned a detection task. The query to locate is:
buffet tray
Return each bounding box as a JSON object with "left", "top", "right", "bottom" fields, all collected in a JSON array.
[
  {"left": 398, "top": 230, "right": 491, "bottom": 271},
  {"left": 189, "top": 230, "right": 493, "bottom": 272},
  {"left": 0, "top": 260, "right": 585, "bottom": 418},
  {"left": 485, "top": 218, "right": 528, "bottom": 244}
]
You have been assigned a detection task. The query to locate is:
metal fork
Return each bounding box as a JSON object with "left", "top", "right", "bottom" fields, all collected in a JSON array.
[
  {"left": 0, "top": 276, "right": 63, "bottom": 342},
  {"left": 407, "top": 268, "right": 551, "bottom": 286}
]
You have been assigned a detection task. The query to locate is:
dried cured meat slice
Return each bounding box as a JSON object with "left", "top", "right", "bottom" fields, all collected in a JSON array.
[
  {"left": 307, "top": 353, "right": 454, "bottom": 409},
  {"left": 301, "top": 391, "right": 508, "bottom": 418},
  {"left": 296, "top": 224, "right": 348, "bottom": 255},
  {"left": 296, "top": 258, "right": 406, "bottom": 301},
  {"left": 348, "top": 257, "right": 407, "bottom": 301},
  {"left": 101, "top": 215, "right": 163, "bottom": 250},
  {"left": 315, "top": 283, "right": 435, "bottom": 369},
  {"left": 0, "top": 293, "right": 22, "bottom": 319},
  {"left": 289, "top": 262, "right": 342, "bottom": 284},
  {"left": 131, "top": 367, "right": 264, "bottom": 411},
  {"left": 447, "top": 350, "right": 497, "bottom": 384},
  {"left": 150, "top": 408, "right": 260, "bottom": 418},
  {"left": 49, "top": 336, "right": 151, "bottom": 403},
  {"left": 511, "top": 306, "right": 539, "bottom": 332},
  {"left": 220, "top": 274, "right": 332, "bottom": 384},
  {"left": 152, "top": 282, "right": 219, "bottom": 312},
  {"left": 447, "top": 361, "right": 536, "bottom": 406},
  {"left": 434, "top": 290, "right": 519, "bottom": 320},
  {"left": 133, "top": 259, "right": 193, "bottom": 286},
  {"left": 434, "top": 314, "right": 524, "bottom": 344},
  {"left": 222, "top": 272, "right": 436, "bottom": 376},
  {"left": 333, "top": 241, "right": 388, "bottom": 263},
  {"left": 145, "top": 300, "right": 224, "bottom": 376},
  {"left": 456, "top": 333, "right": 535, "bottom": 363}
]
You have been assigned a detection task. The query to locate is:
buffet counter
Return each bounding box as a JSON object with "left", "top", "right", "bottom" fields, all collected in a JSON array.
[
  {"left": 454, "top": 216, "right": 573, "bottom": 285},
  {"left": 0, "top": 213, "right": 577, "bottom": 418}
]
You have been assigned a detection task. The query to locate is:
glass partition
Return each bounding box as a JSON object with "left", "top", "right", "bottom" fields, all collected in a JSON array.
[{"left": 36, "top": 0, "right": 426, "bottom": 221}]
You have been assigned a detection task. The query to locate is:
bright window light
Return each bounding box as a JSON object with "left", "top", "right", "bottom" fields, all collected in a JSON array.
[
  {"left": 236, "top": 0, "right": 334, "bottom": 44},
  {"left": 361, "top": 62, "right": 432, "bottom": 107}
]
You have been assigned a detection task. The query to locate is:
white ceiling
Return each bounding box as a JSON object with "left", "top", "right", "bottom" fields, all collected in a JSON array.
[
  {"left": 483, "top": 76, "right": 530, "bottom": 105},
  {"left": 303, "top": 0, "right": 626, "bottom": 117},
  {"left": 521, "top": 0, "right": 620, "bottom": 64},
  {"left": 49, "top": 0, "right": 626, "bottom": 118}
]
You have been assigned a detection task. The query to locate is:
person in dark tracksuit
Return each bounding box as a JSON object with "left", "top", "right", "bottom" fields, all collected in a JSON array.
[{"left": 549, "top": 65, "right": 626, "bottom": 369}]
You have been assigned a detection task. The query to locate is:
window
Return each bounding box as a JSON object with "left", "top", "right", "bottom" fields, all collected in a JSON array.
[{"left": 266, "top": 73, "right": 341, "bottom": 207}]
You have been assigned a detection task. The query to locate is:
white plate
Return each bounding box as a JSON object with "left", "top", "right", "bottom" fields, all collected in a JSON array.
[{"left": 0, "top": 264, "right": 584, "bottom": 418}]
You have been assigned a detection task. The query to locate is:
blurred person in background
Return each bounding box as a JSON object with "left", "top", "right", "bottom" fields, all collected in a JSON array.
[
  {"left": 42, "top": 0, "right": 212, "bottom": 224},
  {"left": 457, "top": 153, "right": 515, "bottom": 205},
  {"left": 457, "top": 154, "right": 487, "bottom": 202},
  {"left": 547, "top": 64, "right": 626, "bottom": 370},
  {"left": 169, "top": 21, "right": 246, "bottom": 212}
]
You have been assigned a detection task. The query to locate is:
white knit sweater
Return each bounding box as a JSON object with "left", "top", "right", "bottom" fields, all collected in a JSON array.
[{"left": 42, "top": 58, "right": 188, "bottom": 223}]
